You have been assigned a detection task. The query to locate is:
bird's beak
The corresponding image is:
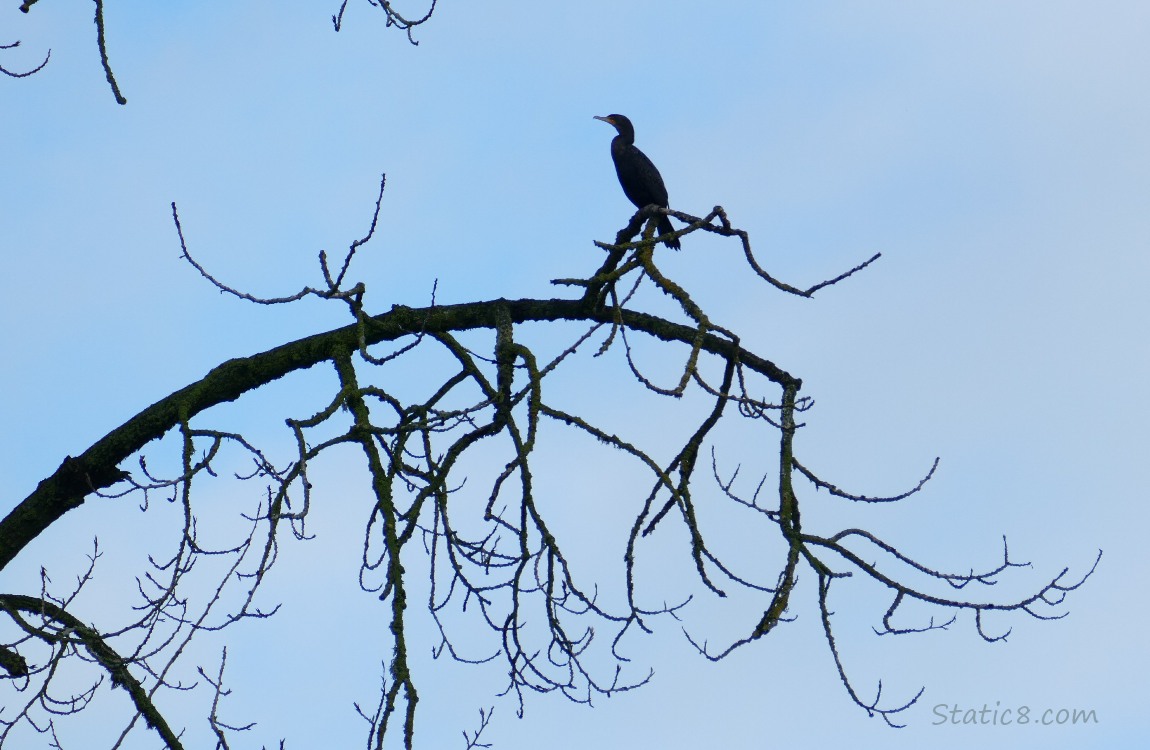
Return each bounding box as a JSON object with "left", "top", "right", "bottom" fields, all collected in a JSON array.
[{"left": 593, "top": 115, "right": 613, "bottom": 125}]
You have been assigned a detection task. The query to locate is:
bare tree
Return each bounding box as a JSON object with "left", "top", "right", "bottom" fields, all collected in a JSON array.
[
  {"left": 0, "top": 170, "right": 1098, "bottom": 747},
  {"left": 0, "top": 5, "right": 1101, "bottom": 748}
]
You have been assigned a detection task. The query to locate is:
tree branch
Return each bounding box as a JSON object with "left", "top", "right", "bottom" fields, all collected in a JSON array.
[{"left": 0, "top": 297, "right": 796, "bottom": 572}]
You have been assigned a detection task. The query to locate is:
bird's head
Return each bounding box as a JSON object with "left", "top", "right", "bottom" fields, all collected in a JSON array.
[{"left": 594, "top": 114, "right": 635, "bottom": 142}]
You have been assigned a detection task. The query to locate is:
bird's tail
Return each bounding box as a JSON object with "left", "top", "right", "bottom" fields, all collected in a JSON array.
[{"left": 657, "top": 215, "right": 680, "bottom": 250}]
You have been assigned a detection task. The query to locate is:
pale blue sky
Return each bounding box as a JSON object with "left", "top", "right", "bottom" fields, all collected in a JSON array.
[{"left": 2, "top": 2, "right": 1147, "bottom": 748}]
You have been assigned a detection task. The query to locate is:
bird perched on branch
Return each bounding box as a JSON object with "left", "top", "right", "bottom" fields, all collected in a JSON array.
[{"left": 594, "top": 114, "right": 680, "bottom": 249}]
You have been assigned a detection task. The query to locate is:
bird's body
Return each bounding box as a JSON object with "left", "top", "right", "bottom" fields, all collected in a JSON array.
[{"left": 594, "top": 114, "right": 680, "bottom": 249}]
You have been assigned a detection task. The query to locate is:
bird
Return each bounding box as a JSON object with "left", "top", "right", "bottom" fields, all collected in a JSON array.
[{"left": 593, "top": 114, "right": 680, "bottom": 250}]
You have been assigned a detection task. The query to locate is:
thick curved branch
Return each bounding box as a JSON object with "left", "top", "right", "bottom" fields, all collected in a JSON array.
[
  {"left": 0, "top": 298, "right": 797, "bottom": 572},
  {"left": 0, "top": 595, "right": 182, "bottom": 749}
]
